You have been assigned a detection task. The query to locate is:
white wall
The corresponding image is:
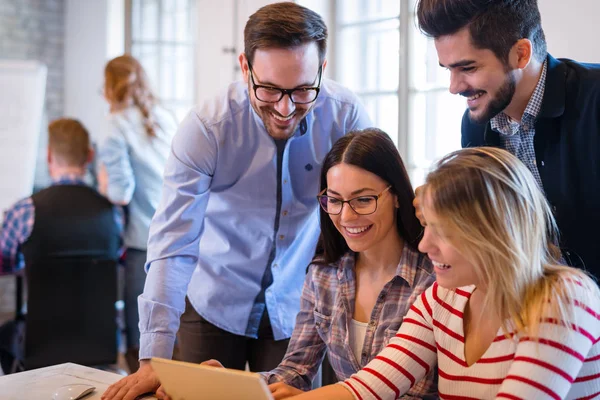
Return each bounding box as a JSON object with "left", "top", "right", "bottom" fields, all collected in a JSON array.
[
  {"left": 195, "top": 0, "right": 276, "bottom": 104},
  {"left": 539, "top": 0, "right": 600, "bottom": 62},
  {"left": 64, "top": 0, "right": 124, "bottom": 146}
]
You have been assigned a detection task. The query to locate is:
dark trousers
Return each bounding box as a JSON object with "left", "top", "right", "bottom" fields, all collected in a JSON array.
[
  {"left": 124, "top": 248, "right": 147, "bottom": 348},
  {"left": 177, "top": 297, "right": 290, "bottom": 371}
]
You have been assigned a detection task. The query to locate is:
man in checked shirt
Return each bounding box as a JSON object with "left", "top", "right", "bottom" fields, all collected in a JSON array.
[
  {"left": 0, "top": 118, "right": 122, "bottom": 275},
  {"left": 414, "top": 0, "right": 600, "bottom": 279}
]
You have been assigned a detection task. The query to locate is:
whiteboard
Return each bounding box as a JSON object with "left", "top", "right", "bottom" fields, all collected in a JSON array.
[{"left": 0, "top": 60, "right": 47, "bottom": 215}]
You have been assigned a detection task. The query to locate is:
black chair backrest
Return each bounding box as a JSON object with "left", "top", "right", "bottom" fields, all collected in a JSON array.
[{"left": 24, "top": 257, "right": 118, "bottom": 370}]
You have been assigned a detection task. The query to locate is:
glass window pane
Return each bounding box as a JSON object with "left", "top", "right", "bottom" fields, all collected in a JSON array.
[
  {"left": 159, "top": 46, "right": 175, "bottom": 100},
  {"left": 339, "top": 0, "right": 400, "bottom": 24},
  {"left": 132, "top": 44, "right": 160, "bottom": 94},
  {"left": 360, "top": 95, "right": 398, "bottom": 147},
  {"left": 175, "top": 0, "right": 192, "bottom": 41},
  {"left": 159, "top": 45, "right": 194, "bottom": 101},
  {"left": 163, "top": 101, "right": 187, "bottom": 123},
  {"left": 131, "top": 0, "right": 196, "bottom": 114},
  {"left": 408, "top": 90, "right": 464, "bottom": 168},
  {"left": 132, "top": 0, "right": 159, "bottom": 41},
  {"left": 410, "top": 33, "right": 450, "bottom": 89},
  {"left": 161, "top": 0, "right": 191, "bottom": 42},
  {"left": 161, "top": 0, "right": 176, "bottom": 41},
  {"left": 337, "top": 18, "right": 399, "bottom": 93}
]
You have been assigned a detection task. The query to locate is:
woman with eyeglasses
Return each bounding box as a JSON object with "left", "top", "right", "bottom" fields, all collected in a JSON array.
[
  {"left": 185, "top": 128, "right": 438, "bottom": 400},
  {"left": 263, "top": 128, "right": 438, "bottom": 399}
]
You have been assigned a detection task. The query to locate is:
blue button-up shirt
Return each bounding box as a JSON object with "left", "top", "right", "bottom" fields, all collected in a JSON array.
[{"left": 139, "top": 79, "right": 372, "bottom": 359}]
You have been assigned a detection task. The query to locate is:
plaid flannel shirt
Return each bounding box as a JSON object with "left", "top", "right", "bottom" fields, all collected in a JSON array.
[
  {"left": 263, "top": 245, "right": 438, "bottom": 398},
  {"left": 491, "top": 60, "right": 548, "bottom": 191}
]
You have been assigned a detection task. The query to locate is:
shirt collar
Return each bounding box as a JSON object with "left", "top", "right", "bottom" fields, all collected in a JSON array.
[
  {"left": 338, "top": 245, "right": 422, "bottom": 288},
  {"left": 51, "top": 173, "right": 87, "bottom": 186},
  {"left": 491, "top": 59, "right": 548, "bottom": 136}
]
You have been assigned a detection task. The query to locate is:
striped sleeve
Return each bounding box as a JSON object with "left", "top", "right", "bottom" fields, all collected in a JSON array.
[
  {"left": 495, "top": 292, "right": 600, "bottom": 400},
  {"left": 341, "top": 285, "right": 437, "bottom": 400}
]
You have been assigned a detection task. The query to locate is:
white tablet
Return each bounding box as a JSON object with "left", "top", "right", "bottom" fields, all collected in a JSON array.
[{"left": 151, "top": 357, "right": 274, "bottom": 400}]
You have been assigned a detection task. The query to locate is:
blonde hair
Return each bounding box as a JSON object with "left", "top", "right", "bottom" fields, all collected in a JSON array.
[
  {"left": 424, "top": 147, "right": 599, "bottom": 338},
  {"left": 48, "top": 118, "right": 91, "bottom": 167},
  {"left": 104, "top": 54, "right": 158, "bottom": 137}
]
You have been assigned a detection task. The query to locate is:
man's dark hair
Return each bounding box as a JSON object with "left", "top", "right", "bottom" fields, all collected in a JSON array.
[
  {"left": 244, "top": 2, "right": 327, "bottom": 65},
  {"left": 417, "top": 0, "right": 547, "bottom": 63},
  {"left": 316, "top": 128, "right": 424, "bottom": 264}
]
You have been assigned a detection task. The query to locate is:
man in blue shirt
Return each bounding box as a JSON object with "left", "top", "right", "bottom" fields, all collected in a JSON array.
[{"left": 102, "top": 3, "right": 371, "bottom": 399}]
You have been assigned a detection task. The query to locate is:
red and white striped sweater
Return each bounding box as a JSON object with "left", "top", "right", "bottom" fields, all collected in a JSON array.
[{"left": 341, "top": 282, "right": 600, "bottom": 399}]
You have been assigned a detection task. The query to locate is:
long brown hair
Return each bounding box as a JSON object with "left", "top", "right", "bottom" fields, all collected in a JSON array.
[
  {"left": 104, "top": 54, "right": 158, "bottom": 137},
  {"left": 317, "top": 128, "right": 423, "bottom": 264}
]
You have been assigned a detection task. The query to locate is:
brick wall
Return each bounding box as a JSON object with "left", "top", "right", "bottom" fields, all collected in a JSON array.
[
  {"left": 0, "top": 0, "right": 65, "bottom": 120},
  {"left": 0, "top": 0, "right": 65, "bottom": 321}
]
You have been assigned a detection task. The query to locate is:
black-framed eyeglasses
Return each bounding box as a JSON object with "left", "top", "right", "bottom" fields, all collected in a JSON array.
[
  {"left": 247, "top": 60, "right": 322, "bottom": 104},
  {"left": 317, "top": 186, "right": 392, "bottom": 215}
]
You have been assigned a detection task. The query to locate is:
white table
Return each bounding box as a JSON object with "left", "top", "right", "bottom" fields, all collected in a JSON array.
[{"left": 0, "top": 363, "right": 156, "bottom": 400}]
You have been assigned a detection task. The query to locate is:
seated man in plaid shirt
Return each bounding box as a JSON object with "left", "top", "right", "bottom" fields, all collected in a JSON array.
[{"left": 0, "top": 118, "right": 122, "bottom": 275}]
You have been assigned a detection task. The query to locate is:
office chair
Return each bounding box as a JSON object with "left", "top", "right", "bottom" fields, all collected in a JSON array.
[{"left": 23, "top": 257, "right": 118, "bottom": 370}]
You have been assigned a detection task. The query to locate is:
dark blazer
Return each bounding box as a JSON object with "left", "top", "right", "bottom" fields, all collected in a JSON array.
[{"left": 462, "top": 54, "right": 600, "bottom": 278}]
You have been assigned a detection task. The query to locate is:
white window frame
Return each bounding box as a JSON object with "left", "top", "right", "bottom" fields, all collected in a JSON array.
[
  {"left": 330, "top": 0, "right": 464, "bottom": 185},
  {"left": 125, "top": 0, "right": 198, "bottom": 121}
]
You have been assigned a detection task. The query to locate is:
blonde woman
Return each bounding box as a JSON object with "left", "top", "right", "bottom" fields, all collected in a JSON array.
[
  {"left": 291, "top": 147, "right": 600, "bottom": 400},
  {"left": 99, "top": 54, "right": 177, "bottom": 372}
]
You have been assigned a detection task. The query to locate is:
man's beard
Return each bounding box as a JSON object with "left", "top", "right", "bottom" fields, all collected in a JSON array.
[{"left": 468, "top": 70, "right": 516, "bottom": 124}]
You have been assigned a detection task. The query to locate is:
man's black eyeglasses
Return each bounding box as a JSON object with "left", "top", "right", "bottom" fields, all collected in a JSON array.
[{"left": 247, "top": 60, "right": 322, "bottom": 104}]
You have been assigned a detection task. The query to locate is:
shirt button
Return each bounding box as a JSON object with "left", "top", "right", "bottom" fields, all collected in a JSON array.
[
  {"left": 541, "top": 161, "right": 545, "bottom": 167},
  {"left": 273, "top": 263, "right": 278, "bottom": 268},
  {"left": 279, "top": 235, "right": 285, "bottom": 240},
  {"left": 283, "top": 179, "right": 288, "bottom": 184},
  {"left": 282, "top": 210, "right": 288, "bottom": 216}
]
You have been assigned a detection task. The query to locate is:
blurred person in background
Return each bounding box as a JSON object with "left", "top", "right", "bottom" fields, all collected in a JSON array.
[
  {"left": 99, "top": 54, "right": 178, "bottom": 373},
  {"left": 1, "top": 118, "right": 122, "bottom": 275}
]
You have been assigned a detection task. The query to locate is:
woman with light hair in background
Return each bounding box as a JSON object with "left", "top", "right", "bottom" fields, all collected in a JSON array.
[
  {"left": 291, "top": 147, "right": 600, "bottom": 400},
  {"left": 99, "top": 54, "right": 178, "bottom": 373}
]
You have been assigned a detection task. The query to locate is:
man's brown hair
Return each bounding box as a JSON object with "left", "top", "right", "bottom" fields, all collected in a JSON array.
[
  {"left": 48, "top": 118, "right": 91, "bottom": 167},
  {"left": 244, "top": 2, "right": 327, "bottom": 65}
]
